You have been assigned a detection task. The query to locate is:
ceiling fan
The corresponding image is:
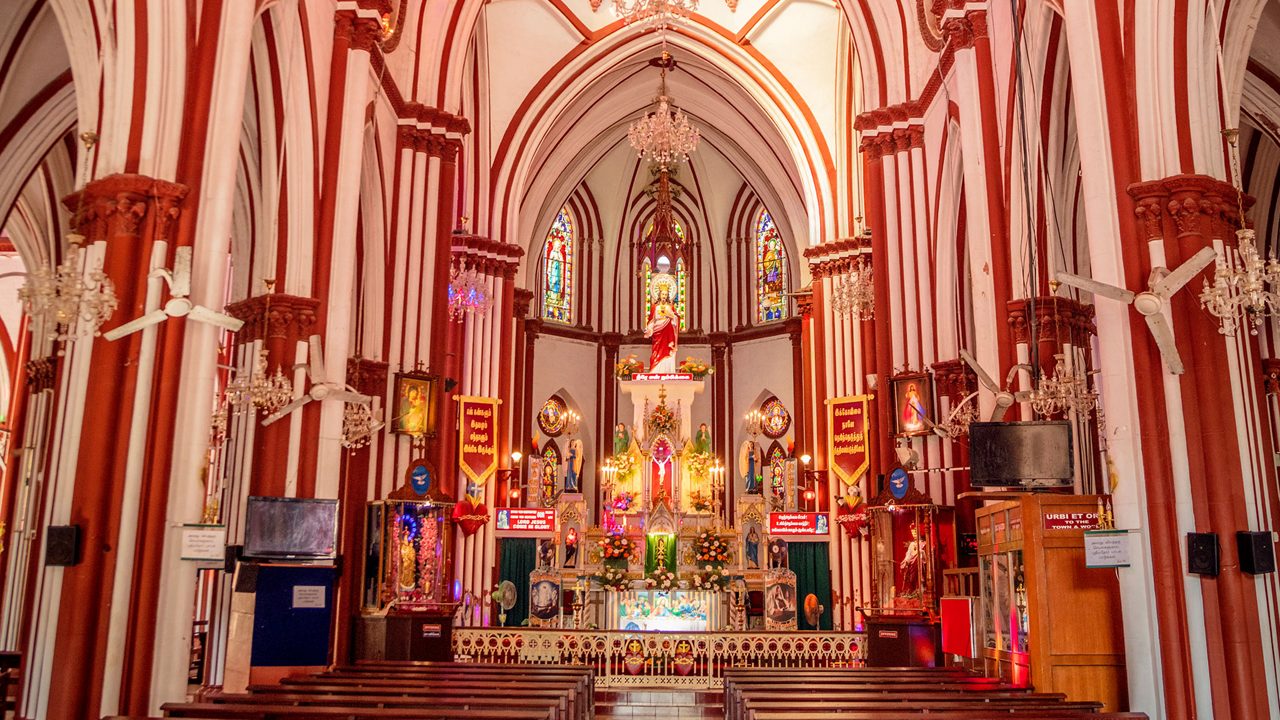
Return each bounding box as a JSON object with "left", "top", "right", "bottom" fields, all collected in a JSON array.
[
  {"left": 261, "top": 334, "right": 371, "bottom": 426},
  {"left": 1055, "top": 247, "right": 1215, "bottom": 375},
  {"left": 104, "top": 247, "right": 244, "bottom": 341},
  {"left": 960, "top": 349, "right": 1033, "bottom": 422}
]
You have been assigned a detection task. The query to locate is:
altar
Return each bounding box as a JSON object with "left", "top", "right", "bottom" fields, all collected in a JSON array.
[{"left": 610, "top": 589, "right": 721, "bottom": 632}]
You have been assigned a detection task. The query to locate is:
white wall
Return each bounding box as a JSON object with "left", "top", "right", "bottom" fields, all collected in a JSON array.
[
  {"left": 529, "top": 334, "right": 600, "bottom": 518},
  {"left": 729, "top": 335, "right": 795, "bottom": 495}
]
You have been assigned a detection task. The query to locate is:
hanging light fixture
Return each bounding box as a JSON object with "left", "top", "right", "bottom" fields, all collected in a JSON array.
[
  {"left": 593, "top": 0, "right": 737, "bottom": 31},
  {"left": 341, "top": 399, "right": 383, "bottom": 449},
  {"left": 19, "top": 132, "right": 118, "bottom": 349},
  {"left": 223, "top": 346, "right": 295, "bottom": 416},
  {"left": 628, "top": 53, "right": 700, "bottom": 169},
  {"left": 447, "top": 258, "right": 492, "bottom": 319},
  {"left": 830, "top": 256, "right": 875, "bottom": 320},
  {"left": 1028, "top": 353, "right": 1099, "bottom": 418}
]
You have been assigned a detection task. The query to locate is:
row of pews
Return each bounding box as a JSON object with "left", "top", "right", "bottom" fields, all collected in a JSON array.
[
  {"left": 108, "top": 661, "right": 594, "bottom": 720},
  {"left": 723, "top": 667, "right": 1148, "bottom": 720}
]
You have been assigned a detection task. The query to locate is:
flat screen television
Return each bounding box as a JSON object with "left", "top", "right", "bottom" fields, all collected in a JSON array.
[
  {"left": 969, "top": 421, "right": 1073, "bottom": 487},
  {"left": 243, "top": 496, "right": 339, "bottom": 560}
]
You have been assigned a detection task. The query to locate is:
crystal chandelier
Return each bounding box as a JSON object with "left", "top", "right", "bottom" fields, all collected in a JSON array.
[
  {"left": 628, "top": 54, "right": 700, "bottom": 168},
  {"left": 594, "top": 0, "right": 737, "bottom": 31},
  {"left": 1029, "top": 354, "right": 1098, "bottom": 418},
  {"left": 1199, "top": 228, "right": 1280, "bottom": 335},
  {"left": 224, "top": 347, "right": 294, "bottom": 416},
  {"left": 447, "top": 260, "right": 492, "bottom": 320},
  {"left": 938, "top": 397, "right": 979, "bottom": 437},
  {"left": 19, "top": 236, "right": 118, "bottom": 347},
  {"left": 341, "top": 400, "right": 383, "bottom": 449},
  {"left": 829, "top": 257, "right": 875, "bottom": 319}
]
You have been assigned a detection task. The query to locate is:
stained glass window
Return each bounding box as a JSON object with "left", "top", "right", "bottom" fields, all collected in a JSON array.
[
  {"left": 543, "top": 208, "right": 574, "bottom": 323},
  {"left": 761, "top": 397, "right": 791, "bottom": 439},
  {"left": 755, "top": 210, "right": 786, "bottom": 323},
  {"left": 643, "top": 219, "right": 689, "bottom": 331}
]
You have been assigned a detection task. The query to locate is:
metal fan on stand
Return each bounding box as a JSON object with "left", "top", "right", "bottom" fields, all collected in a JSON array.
[{"left": 497, "top": 580, "right": 517, "bottom": 626}]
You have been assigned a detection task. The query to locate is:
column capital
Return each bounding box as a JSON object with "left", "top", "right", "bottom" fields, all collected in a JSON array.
[
  {"left": 225, "top": 293, "right": 321, "bottom": 343},
  {"left": 1128, "top": 173, "right": 1253, "bottom": 246},
  {"left": 1006, "top": 296, "right": 1096, "bottom": 347},
  {"left": 65, "top": 174, "right": 188, "bottom": 242},
  {"left": 25, "top": 357, "right": 57, "bottom": 393},
  {"left": 931, "top": 358, "right": 977, "bottom": 402},
  {"left": 346, "top": 357, "right": 390, "bottom": 396},
  {"left": 514, "top": 288, "right": 535, "bottom": 319}
]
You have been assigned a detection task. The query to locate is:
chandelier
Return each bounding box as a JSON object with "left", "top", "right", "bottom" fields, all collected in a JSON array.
[
  {"left": 937, "top": 397, "right": 979, "bottom": 437},
  {"left": 628, "top": 54, "right": 700, "bottom": 168},
  {"left": 1029, "top": 354, "right": 1098, "bottom": 418},
  {"left": 829, "top": 257, "right": 875, "bottom": 319},
  {"left": 1199, "top": 228, "right": 1280, "bottom": 335},
  {"left": 224, "top": 347, "right": 294, "bottom": 416},
  {"left": 341, "top": 400, "right": 383, "bottom": 449},
  {"left": 447, "top": 260, "right": 492, "bottom": 319},
  {"left": 594, "top": 0, "right": 737, "bottom": 31},
  {"left": 19, "top": 235, "right": 118, "bottom": 348}
]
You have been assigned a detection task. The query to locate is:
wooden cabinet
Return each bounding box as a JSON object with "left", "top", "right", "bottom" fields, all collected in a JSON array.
[{"left": 975, "top": 494, "right": 1127, "bottom": 711}]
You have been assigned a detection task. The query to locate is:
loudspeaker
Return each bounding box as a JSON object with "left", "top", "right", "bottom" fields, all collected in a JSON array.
[
  {"left": 45, "top": 525, "right": 81, "bottom": 567},
  {"left": 1187, "top": 532, "right": 1219, "bottom": 576},
  {"left": 234, "top": 563, "right": 260, "bottom": 593},
  {"left": 1237, "top": 531, "right": 1276, "bottom": 575},
  {"left": 224, "top": 544, "right": 242, "bottom": 574}
]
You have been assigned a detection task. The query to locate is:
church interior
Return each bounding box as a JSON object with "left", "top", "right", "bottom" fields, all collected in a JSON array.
[{"left": 1, "top": 1, "right": 1280, "bottom": 719}]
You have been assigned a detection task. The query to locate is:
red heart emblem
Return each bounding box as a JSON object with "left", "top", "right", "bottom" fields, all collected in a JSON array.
[{"left": 452, "top": 496, "right": 490, "bottom": 535}]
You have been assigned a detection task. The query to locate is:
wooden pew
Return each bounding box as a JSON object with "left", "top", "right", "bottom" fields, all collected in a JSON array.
[
  {"left": 291, "top": 670, "right": 590, "bottom": 719},
  {"left": 162, "top": 702, "right": 554, "bottom": 719},
  {"left": 207, "top": 691, "right": 564, "bottom": 720},
  {"left": 248, "top": 684, "right": 575, "bottom": 720}
]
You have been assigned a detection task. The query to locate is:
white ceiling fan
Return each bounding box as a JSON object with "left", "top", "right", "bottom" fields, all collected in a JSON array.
[
  {"left": 960, "top": 349, "right": 1033, "bottom": 422},
  {"left": 261, "top": 334, "right": 371, "bottom": 426},
  {"left": 104, "top": 247, "right": 244, "bottom": 341},
  {"left": 1055, "top": 247, "right": 1215, "bottom": 375}
]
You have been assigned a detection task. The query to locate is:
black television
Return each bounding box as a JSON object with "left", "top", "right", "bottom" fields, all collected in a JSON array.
[
  {"left": 969, "top": 421, "right": 1073, "bottom": 487},
  {"left": 243, "top": 496, "right": 339, "bottom": 560}
]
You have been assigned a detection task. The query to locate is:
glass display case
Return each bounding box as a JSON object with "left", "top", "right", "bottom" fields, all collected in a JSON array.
[
  {"left": 363, "top": 499, "right": 453, "bottom": 611},
  {"left": 865, "top": 493, "right": 956, "bottom": 617}
]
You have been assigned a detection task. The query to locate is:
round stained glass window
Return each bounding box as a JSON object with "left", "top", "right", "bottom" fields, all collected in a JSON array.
[
  {"left": 537, "top": 396, "right": 568, "bottom": 436},
  {"left": 761, "top": 398, "right": 791, "bottom": 439}
]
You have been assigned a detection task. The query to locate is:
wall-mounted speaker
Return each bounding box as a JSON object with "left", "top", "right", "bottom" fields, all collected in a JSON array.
[
  {"left": 1187, "top": 532, "right": 1219, "bottom": 576},
  {"left": 224, "top": 544, "right": 243, "bottom": 574},
  {"left": 234, "top": 563, "right": 260, "bottom": 594},
  {"left": 1237, "top": 531, "right": 1276, "bottom": 575},
  {"left": 45, "top": 525, "right": 81, "bottom": 567}
]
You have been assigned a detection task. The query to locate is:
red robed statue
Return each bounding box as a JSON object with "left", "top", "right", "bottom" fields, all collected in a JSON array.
[{"left": 644, "top": 273, "right": 680, "bottom": 372}]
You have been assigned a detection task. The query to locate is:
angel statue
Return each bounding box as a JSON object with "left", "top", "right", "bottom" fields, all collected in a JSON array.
[{"left": 644, "top": 273, "right": 681, "bottom": 372}]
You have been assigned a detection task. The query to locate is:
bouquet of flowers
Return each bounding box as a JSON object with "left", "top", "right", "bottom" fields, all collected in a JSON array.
[
  {"left": 611, "top": 490, "right": 638, "bottom": 512},
  {"left": 685, "top": 451, "right": 712, "bottom": 481},
  {"left": 597, "top": 565, "right": 631, "bottom": 590},
  {"left": 677, "top": 356, "right": 714, "bottom": 379},
  {"left": 600, "top": 533, "right": 635, "bottom": 562},
  {"left": 645, "top": 567, "right": 678, "bottom": 590},
  {"left": 694, "top": 531, "right": 731, "bottom": 565},
  {"left": 615, "top": 355, "right": 644, "bottom": 380},
  {"left": 648, "top": 403, "right": 678, "bottom": 435},
  {"left": 688, "top": 490, "right": 714, "bottom": 513},
  {"left": 691, "top": 565, "right": 730, "bottom": 591}
]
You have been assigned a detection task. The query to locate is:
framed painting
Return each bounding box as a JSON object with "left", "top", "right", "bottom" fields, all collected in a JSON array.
[
  {"left": 528, "top": 570, "right": 562, "bottom": 627},
  {"left": 764, "top": 568, "right": 797, "bottom": 631},
  {"left": 891, "top": 372, "right": 935, "bottom": 437},
  {"left": 390, "top": 371, "right": 439, "bottom": 437}
]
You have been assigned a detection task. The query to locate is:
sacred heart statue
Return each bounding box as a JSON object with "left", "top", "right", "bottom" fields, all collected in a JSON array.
[{"left": 452, "top": 494, "right": 490, "bottom": 536}]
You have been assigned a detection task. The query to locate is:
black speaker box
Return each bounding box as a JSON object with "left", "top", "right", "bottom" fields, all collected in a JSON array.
[
  {"left": 1187, "top": 532, "right": 1219, "bottom": 576},
  {"left": 234, "top": 563, "right": 260, "bottom": 593},
  {"left": 224, "top": 544, "right": 242, "bottom": 574},
  {"left": 45, "top": 525, "right": 80, "bottom": 567},
  {"left": 1237, "top": 531, "right": 1276, "bottom": 575}
]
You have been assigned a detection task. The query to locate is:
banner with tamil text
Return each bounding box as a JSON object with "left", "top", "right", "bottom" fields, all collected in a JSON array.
[
  {"left": 826, "top": 394, "right": 871, "bottom": 486},
  {"left": 457, "top": 395, "right": 500, "bottom": 486}
]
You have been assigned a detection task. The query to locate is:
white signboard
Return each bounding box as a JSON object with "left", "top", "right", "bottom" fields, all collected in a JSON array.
[
  {"left": 292, "top": 585, "right": 326, "bottom": 609},
  {"left": 180, "top": 524, "right": 227, "bottom": 561},
  {"left": 1084, "top": 529, "right": 1131, "bottom": 569}
]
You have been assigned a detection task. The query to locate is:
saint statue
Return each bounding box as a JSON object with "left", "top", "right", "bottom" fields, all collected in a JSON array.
[
  {"left": 613, "top": 423, "right": 632, "bottom": 456},
  {"left": 644, "top": 274, "right": 680, "bottom": 372},
  {"left": 746, "top": 526, "right": 761, "bottom": 569},
  {"left": 740, "top": 439, "right": 763, "bottom": 494},
  {"left": 899, "top": 523, "right": 922, "bottom": 598},
  {"left": 565, "top": 438, "right": 583, "bottom": 493},
  {"left": 398, "top": 537, "right": 417, "bottom": 592},
  {"left": 693, "top": 423, "right": 711, "bottom": 455},
  {"left": 900, "top": 383, "right": 927, "bottom": 433},
  {"left": 564, "top": 528, "right": 579, "bottom": 568}
]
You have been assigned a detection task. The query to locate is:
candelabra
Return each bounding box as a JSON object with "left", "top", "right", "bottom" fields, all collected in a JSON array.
[
  {"left": 1029, "top": 354, "right": 1098, "bottom": 418},
  {"left": 1199, "top": 227, "right": 1280, "bottom": 335},
  {"left": 709, "top": 459, "right": 725, "bottom": 528},
  {"left": 562, "top": 409, "right": 582, "bottom": 436},
  {"left": 937, "top": 398, "right": 980, "bottom": 437},
  {"left": 594, "top": 0, "right": 738, "bottom": 31},
  {"left": 743, "top": 408, "right": 765, "bottom": 438},
  {"left": 19, "top": 237, "right": 118, "bottom": 347},
  {"left": 224, "top": 347, "right": 294, "bottom": 416},
  {"left": 447, "top": 260, "right": 492, "bottom": 319},
  {"left": 829, "top": 257, "right": 875, "bottom": 320},
  {"left": 627, "top": 54, "right": 700, "bottom": 168},
  {"left": 341, "top": 400, "right": 383, "bottom": 449}
]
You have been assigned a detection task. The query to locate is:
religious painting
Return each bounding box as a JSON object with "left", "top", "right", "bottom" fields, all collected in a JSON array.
[
  {"left": 755, "top": 210, "right": 788, "bottom": 323},
  {"left": 537, "top": 395, "right": 568, "bottom": 436},
  {"left": 543, "top": 208, "right": 574, "bottom": 324},
  {"left": 768, "top": 538, "right": 789, "bottom": 569},
  {"left": 529, "top": 571, "right": 561, "bottom": 626},
  {"left": 760, "top": 397, "right": 791, "bottom": 439},
  {"left": 891, "top": 372, "right": 935, "bottom": 437},
  {"left": 390, "top": 372, "right": 438, "bottom": 437},
  {"left": 764, "top": 568, "right": 798, "bottom": 630}
]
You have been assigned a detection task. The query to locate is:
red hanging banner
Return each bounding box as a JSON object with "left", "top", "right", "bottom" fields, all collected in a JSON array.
[
  {"left": 826, "top": 395, "right": 871, "bottom": 486},
  {"left": 457, "top": 395, "right": 500, "bottom": 486}
]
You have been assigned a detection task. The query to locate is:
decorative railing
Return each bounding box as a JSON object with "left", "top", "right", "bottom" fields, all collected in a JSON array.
[{"left": 453, "top": 628, "right": 867, "bottom": 688}]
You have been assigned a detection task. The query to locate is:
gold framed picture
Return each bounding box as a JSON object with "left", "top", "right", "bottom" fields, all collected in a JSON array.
[{"left": 390, "top": 371, "right": 439, "bottom": 437}]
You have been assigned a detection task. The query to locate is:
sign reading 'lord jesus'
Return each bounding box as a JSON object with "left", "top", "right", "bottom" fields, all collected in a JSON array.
[
  {"left": 827, "top": 395, "right": 871, "bottom": 486},
  {"left": 457, "top": 395, "right": 500, "bottom": 486}
]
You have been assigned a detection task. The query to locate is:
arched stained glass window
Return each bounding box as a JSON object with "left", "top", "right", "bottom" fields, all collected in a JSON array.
[
  {"left": 543, "top": 208, "right": 574, "bottom": 323},
  {"left": 643, "top": 219, "right": 689, "bottom": 331},
  {"left": 755, "top": 210, "right": 787, "bottom": 323}
]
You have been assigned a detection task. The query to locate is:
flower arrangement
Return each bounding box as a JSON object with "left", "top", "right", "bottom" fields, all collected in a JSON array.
[
  {"left": 645, "top": 567, "right": 678, "bottom": 590},
  {"left": 615, "top": 354, "right": 644, "bottom": 380},
  {"left": 600, "top": 533, "right": 635, "bottom": 562},
  {"left": 692, "top": 565, "right": 730, "bottom": 591},
  {"left": 648, "top": 403, "right": 678, "bottom": 436},
  {"left": 611, "top": 452, "right": 637, "bottom": 478},
  {"left": 597, "top": 565, "right": 631, "bottom": 590},
  {"left": 693, "top": 531, "right": 731, "bottom": 565},
  {"left": 677, "top": 356, "right": 714, "bottom": 379},
  {"left": 685, "top": 451, "right": 712, "bottom": 481},
  {"left": 688, "top": 489, "right": 714, "bottom": 513},
  {"left": 611, "top": 490, "right": 639, "bottom": 512}
]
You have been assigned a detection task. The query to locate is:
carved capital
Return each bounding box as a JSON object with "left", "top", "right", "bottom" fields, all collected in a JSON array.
[
  {"left": 1007, "top": 296, "right": 1096, "bottom": 347},
  {"left": 1263, "top": 359, "right": 1280, "bottom": 396},
  {"left": 66, "top": 174, "right": 188, "bottom": 242},
  {"left": 941, "top": 16, "right": 974, "bottom": 49},
  {"left": 349, "top": 16, "right": 383, "bottom": 53},
  {"left": 931, "top": 358, "right": 977, "bottom": 402},
  {"left": 514, "top": 288, "right": 534, "bottom": 319},
  {"left": 225, "top": 293, "right": 321, "bottom": 344},
  {"left": 347, "top": 357, "right": 390, "bottom": 396},
  {"left": 892, "top": 128, "right": 912, "bottom": 153}
]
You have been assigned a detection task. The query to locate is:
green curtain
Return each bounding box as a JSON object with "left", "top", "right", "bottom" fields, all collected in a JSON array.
[
  {"left": 498, "top": 538, "right": 536, "bottom": 626},
  {"left": 644, "top": 534, "right": 677, "bottom": 575},
  {"left": 788, "top": 542, "right": 833, "bottom": 630}
]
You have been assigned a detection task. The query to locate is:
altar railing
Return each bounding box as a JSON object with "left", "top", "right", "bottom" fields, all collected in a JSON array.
[{"left": 453, "top": 628, "right": 867, "bottom": 688}]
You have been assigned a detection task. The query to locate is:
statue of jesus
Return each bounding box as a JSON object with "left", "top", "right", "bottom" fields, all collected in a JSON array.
[{"left": 645, "top": 274, "right": 680, "bottom": 373}]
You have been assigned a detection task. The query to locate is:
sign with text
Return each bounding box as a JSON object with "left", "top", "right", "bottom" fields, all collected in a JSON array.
[
  {"left": 769, "top": 512, "right": 831, "bottom": 537},
  {"left": 1043, "top": 510, "right": 1101, "bottom": 531},
  {"left": 1084, "top": 529, "right": 1132, "bottom": 568},
  {"left": 826, "top": 395, "right": 871, "bottom": 486},
  {"left": 291, "top": 585, "right": 326, "bottom": 609},
  {"left": 632, "top": 372, "right": 694, "bottom": 382},
  {"left": 179, "top": 524, "right": 226, "bottom": 561},
  {"left": 457, "top": 396, "right": 500, "bottom": 486},
  {"left": 494, "top": 508, "right": 557, "bottom": 536}
]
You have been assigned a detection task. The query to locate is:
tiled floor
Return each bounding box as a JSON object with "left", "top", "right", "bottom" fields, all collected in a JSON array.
[{"left": 595, "top": 689, "right": 723, "bottom": 718}]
